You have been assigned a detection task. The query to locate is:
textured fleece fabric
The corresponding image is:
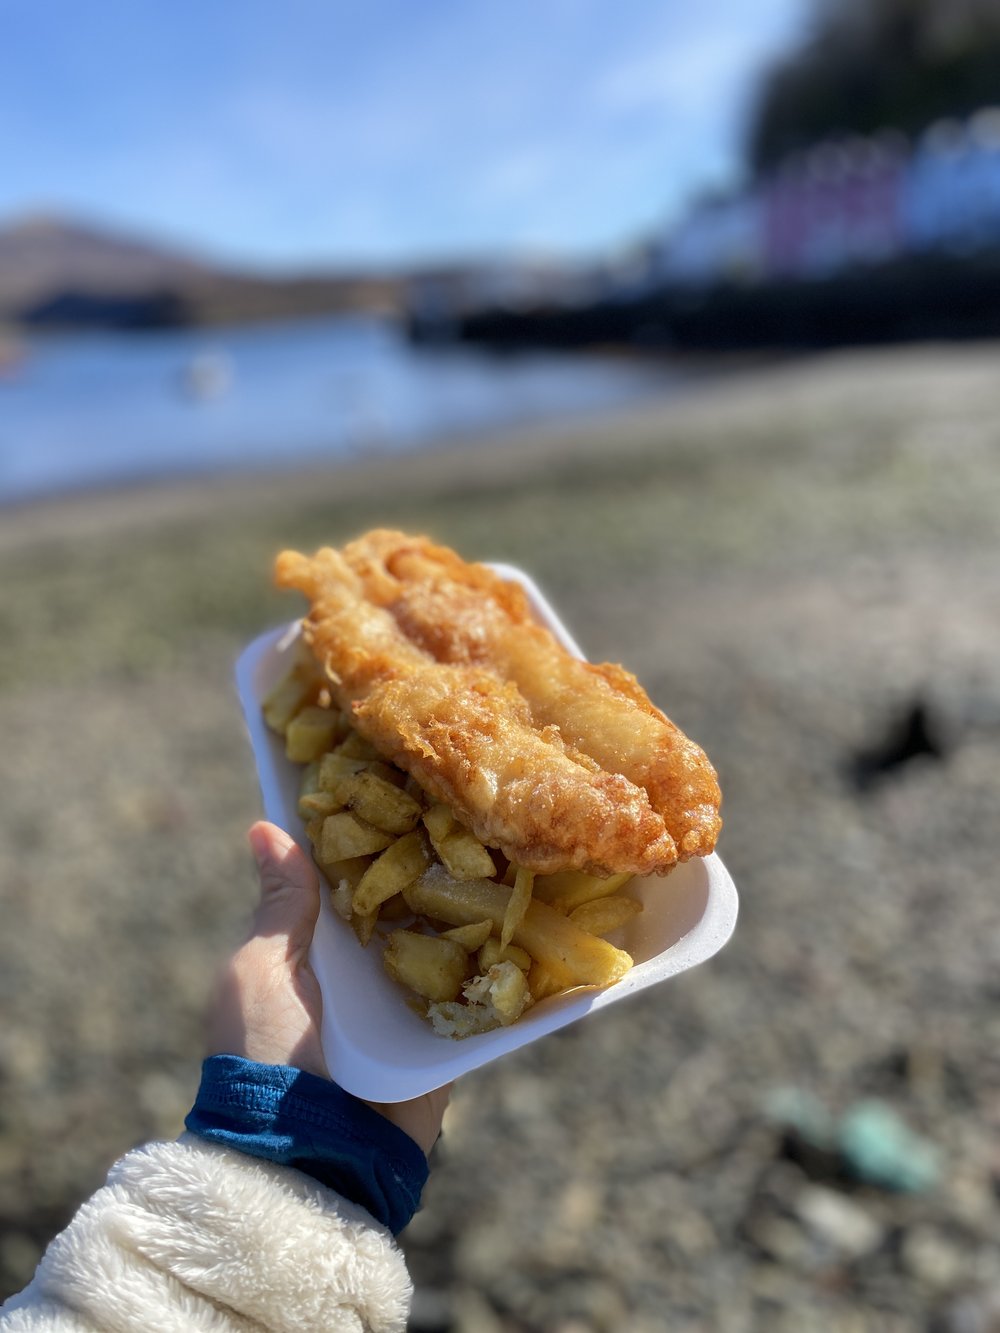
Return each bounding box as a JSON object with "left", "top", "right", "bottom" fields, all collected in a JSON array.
[
  {"left": 0, "top": 1135, "right": 412, "bottom": 1332},
  {"left": 184, "top": 1056, "right": 428, "bottom": 1236}
]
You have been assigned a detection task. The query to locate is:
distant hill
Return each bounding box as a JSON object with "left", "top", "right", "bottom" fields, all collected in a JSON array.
[
  {"left": 0, "top": 214, "right": 412, "bottom": 328},
  {"left": 0, "top": 215, "right": 209, "bottom": 309}
]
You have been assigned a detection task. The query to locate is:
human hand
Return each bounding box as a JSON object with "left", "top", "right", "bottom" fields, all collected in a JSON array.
[{"left": 207, "top": 820, "right": 450, "bottom": 1156}]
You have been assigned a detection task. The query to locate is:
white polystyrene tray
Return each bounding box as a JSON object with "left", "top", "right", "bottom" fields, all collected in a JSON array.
[{"left": 235, "top": 564, "right": 738, "bottom": 1100}]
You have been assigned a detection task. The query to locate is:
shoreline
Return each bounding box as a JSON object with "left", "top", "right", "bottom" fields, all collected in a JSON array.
[
  {"left": 0, "top": 336, "right": 975, "bottom": 555},
  {"left": 2, "top": 313, "right": 722, "bottom": 525},
  {"left": 0, "top": 372, "right": 706, "bottom": 550}
]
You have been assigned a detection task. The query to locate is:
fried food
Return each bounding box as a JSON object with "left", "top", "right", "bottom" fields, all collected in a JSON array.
[
  {"left": 275, "top": 546, "right": 681, "bottom": 877},
  {"left": 269, "top": 531, "right": 722, "bottom": 1037},
  {"left": 339, "top": 530, "right": 722, "bottom": 860}
]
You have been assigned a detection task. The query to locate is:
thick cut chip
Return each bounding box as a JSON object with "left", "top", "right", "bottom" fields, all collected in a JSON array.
[
  {"left": 352, "top": 830, "right": 431, "bottom": 916},
  {"left": 500, "top": 866, "right": 534, "bottom": 950},
  {"left": 567, "top": 895, "right": 643, "bottom": 936},
  {"left": 318, "top": 752, "right": 372, "bottom": 788},
  {"left": 337, "top": 732, "right": 382, "bottom": 761},
  {"left": 383, "top": 931, "right": 470, "bottom": 1002},
  {"left": 351, "top": 910, "right": 378, "bottom": 947},
  {"left": 478, "top": 938, "right": 532, "bottom": 972},
  {"left": 285, "top": 705, "right": 347, "bottom": 763},
  {"left": 319, "top": 812, "right": 395, "bottom": 862},
  {"left": 261, "top": 652, "right": 325, "bottom": 734},
  {"left": 422, "top": 803, "right": 454, "bottom": 842},
  {"left": 314, "top": 854, "right": 370, "bottom": 917},
  {"left": 441, "top": 920, "right": 494, "bottom": 951},
  {"left": 422, "top": 804, "right": 496, "bottom": 879},
  {"left": 533, "top": 869, "right": 633, "bottom": 913},
  {"left": 298, "top": 790, "right": 343, "bottom": 821},
  {"left": 316, "top": 853, "right": 370, "bottom": 890},
  {"left": 333, "top": 770, "right": 423, "bottom": 835},
  {"left": 435, "top": 828, "right": 497, "bottom": 880},
  {"left": 527, "top": 959, "right": 575, "bottom": 1002}
]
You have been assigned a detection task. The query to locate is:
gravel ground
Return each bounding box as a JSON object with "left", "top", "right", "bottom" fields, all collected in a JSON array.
[{"left": 1, "top": 343, "right": 999, "bottom": 1330}]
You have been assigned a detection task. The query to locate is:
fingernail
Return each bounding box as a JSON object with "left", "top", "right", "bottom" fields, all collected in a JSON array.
[{"left": 248, "top": 825, "right": 271, "bottom": 869}]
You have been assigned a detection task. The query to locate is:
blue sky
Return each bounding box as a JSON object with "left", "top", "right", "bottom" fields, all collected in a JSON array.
[{"left": 1, "top": 0, "right": 810, "bottom": 269}]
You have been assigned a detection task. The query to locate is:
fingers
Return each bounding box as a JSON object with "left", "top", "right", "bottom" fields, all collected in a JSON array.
[
  {"left": 248, "top": 821, "right": 321, "bottom": 960},
  {"left": 205, "top": 822, "right": 328, "bottom": 1076}
]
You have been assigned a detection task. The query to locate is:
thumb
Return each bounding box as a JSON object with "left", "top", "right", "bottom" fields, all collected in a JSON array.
[{"left": 248, "top": 821, "right": 321, "bottom": 959}]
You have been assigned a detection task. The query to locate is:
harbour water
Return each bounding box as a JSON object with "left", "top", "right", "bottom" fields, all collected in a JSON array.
[{"left": 0, "top": 313, "right": 680, "bottom": 504}]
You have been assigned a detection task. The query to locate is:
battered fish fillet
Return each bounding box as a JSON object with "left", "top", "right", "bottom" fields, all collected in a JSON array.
[
  {"left": 274, "top": 547, "right": 679, "bottom": 876},
  {"left": 341, "top": 530, "right": 722, "bottom": 860}
]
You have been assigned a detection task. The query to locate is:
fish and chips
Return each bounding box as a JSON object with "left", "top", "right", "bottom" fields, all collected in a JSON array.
[{"left": 262, "top": 531, "right": 721, "bottom": 1037}]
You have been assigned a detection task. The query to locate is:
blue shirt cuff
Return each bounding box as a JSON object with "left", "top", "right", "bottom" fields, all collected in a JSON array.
[{"left": 184, "top": 1055, "right": 429, "bottom": 1235}]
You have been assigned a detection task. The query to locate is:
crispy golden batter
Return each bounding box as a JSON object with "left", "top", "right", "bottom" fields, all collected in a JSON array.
[
  {"left": 275, "top": 546, "right": 679, "bottom": 876},
  {"left": 341, "top": 530, "right": 722, "bottom": 860}
]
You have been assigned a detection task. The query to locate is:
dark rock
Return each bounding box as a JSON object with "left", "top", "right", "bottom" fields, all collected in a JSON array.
[{"left": 848, "top": 696, "right": 948, "bottom": 790}]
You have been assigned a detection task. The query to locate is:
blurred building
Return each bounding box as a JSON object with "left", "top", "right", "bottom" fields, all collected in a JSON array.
[
  {"left": 654, "top": 192, "right": 764, "bottom": 287},
  {"left": 902, "top": 112, "right": 1000, "bottom": 253},
  {"left": 649, "top": 107, "right": 1000, "bottom": 293},
  {"left": 764, "top": 134, "right": 907, "bottom": 278}
]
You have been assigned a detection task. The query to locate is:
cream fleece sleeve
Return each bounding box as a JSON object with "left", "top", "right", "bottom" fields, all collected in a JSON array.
[{"left": 0, "top": 1135, "right": 412, "bottom": 1333}]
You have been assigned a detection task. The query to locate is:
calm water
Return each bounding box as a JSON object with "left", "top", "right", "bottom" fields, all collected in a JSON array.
[{"left": 0, "top": 314, "right": 679, "bottom": 504}]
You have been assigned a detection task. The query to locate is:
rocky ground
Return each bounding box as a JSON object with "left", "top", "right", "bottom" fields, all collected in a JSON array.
[{"left": 1, "top": 343, "right": 999, "bottom": 1330}]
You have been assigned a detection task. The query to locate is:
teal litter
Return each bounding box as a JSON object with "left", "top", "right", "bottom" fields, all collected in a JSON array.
[{"left": 765, "top": 1090, "right": 941, "bottom": 1194}]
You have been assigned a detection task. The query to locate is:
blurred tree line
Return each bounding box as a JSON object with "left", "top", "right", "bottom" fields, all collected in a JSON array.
[{"left": 748, "top": 0, "right": 1000, "bottom": 171}]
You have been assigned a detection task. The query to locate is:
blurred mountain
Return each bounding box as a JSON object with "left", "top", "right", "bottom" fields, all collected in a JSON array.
[
  {"left": 748, "top": 0, "right": 1000, "bottom": 171},
  {"left": 0, "top": 215, "right": 207, "bottom": 307},
  {"left": 0, "top": 214, "right": 411, "bottom": 328}
]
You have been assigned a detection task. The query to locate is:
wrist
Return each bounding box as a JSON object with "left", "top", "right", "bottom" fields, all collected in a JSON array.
[{"left": 184, "top": 1055, "right": 429, "bottom": 1234}]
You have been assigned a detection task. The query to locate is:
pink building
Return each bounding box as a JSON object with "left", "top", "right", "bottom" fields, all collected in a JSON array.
[{"left": 763, "top": 137, "right": 907, "bottom": 279}]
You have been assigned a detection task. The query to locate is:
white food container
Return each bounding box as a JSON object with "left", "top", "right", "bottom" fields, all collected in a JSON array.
[{"left": 235, "top": 564, "right": 738, "bottom": 1100}]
